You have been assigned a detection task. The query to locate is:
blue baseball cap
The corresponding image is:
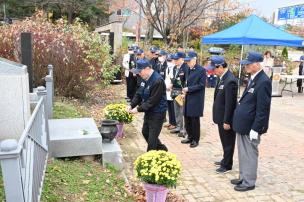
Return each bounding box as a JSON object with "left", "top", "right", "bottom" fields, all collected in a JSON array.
[
  {"left": 208, "top": 55, "right": 225, "bottom": 70},
  {"left": 172, "top": 52, "right": 186, "bottom": 60},
  {"left": 149, "top": 46, "right": 159, "bottom": 53},
  {"left": 240, "top": 51, "right": 264, "bottom": 65},
  {"left": 136, "top": 49, "right": 144, "bottom": 55},
  {"left": 130, "top": 59, "right": 151, "bottom": 74},
  {"left": 158, "top": 50, "right": 167, "bottom": 56},
  {"left": 300, "top": 55, "right": 304, "bottom": 61},
  {"left": 184, "top": 51, "right": 198, "bottom": 62},
  {"left": 131, "top": 44, "right": 139, "bottom": 50},
  {"left": 167, "top": 53, "right": 173, "bottom": 61}
]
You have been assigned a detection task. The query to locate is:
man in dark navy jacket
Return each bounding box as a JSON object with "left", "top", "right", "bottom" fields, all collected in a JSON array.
[
  {"left": 170, "top": 52, "right": 188, "bottom": 137},
  {"left": 181, "top": 51, "right": 206, "bottom": 148},
  {"left": 149, "top": 46, "right": 159, "bottom": 71},
  {"left": 128, "top": 59, "right": 168, "bottom": 152},
  {"left": 156, "top": 50, "right": 168, "bottom": 79},
  {"left": 231, "top": 52, "right": 272, "bottom": 192},
  {"left": 210, "top": 55, "right": 238, "bottom": 173}
]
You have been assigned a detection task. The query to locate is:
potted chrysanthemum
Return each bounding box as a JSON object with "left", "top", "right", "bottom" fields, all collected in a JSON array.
[
  {"left": 103, "top": 103, "right": 133, "bottom": 137},
  {"left": 134, "top": 150, "right": 182, "bottom": 202}
]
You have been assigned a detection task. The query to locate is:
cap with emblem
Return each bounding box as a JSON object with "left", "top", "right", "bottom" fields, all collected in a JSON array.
[
  {"left": 172, "top": 52, "right": 186, "bottom": 60},
  {"left": 184, "top": 51, "right": 198, "bottom": 62},
  {"left": 167, "top": 53, "right": 173, "bottom": 61},
  {"left": 300, "top": 55, "right": 304, "bottom": 61},
  {"left": 240, "top": 51, "right": 264, "bottom": 65},
  {"left": 158, "top": 50, "right": 167, "bottom": 56},
  {"left": 149, "top": 46, "right": 159, "bottom": 53},
  {"left": 131, "top": 44, "right": 139, "bottom": 50},
  {"left": 130, "top": 59, "right": 151, "bottom": 74},
  {"left": 136, "top": 49, "right": 144, "bottom": 55},
  {"left": 208, "top": 55, "right": 225, "bottom": 70}
]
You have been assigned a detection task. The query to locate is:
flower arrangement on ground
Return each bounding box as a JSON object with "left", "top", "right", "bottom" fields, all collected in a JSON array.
[
  {"left": 104, "top": 103, "right": 133, "bottom": 124},
  {"left": 134, "top": 150, "right": 182, "bottom": 188}
]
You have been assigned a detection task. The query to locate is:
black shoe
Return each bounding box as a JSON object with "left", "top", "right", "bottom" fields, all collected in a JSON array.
[
  {"left": 190, "top": 141, "right": 199, "bottom": 148},
  {"left": 216, "top": 167, "right": 231, "bottom": 173},
  {"left": 231, "top": 179, "right": 243, "bottom": 185},
  {"left": 170, "top": 128, "right": 180, "bottom": 134},
  {"left": 214, "top": 161, "right": 222, "bottom": 166},
  {"left": 234, "top": 184, "right": 255, "bottom": 192},
  {"left": 181, "top": 139, "right": 191, "bottom": 144},
  {"left": 158, "top": 145, "right": 168, "bottom": 152}
]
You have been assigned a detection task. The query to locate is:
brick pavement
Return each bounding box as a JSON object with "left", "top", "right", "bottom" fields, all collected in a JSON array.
[{"left": 120, "top": 87, "right": 304, "bottom": 202}]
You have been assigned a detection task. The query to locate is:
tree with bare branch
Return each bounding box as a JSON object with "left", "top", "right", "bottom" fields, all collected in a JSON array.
[{"left": 135, "top": 0, "right": 239, "bottom": 45}]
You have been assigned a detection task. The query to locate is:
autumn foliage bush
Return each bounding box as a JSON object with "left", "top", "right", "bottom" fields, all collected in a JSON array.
[{"left": 0, "top": 11, "right": 119, "bottom": 99}]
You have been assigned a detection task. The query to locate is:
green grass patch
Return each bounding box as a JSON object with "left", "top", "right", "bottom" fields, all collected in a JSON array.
[
  {"left": 53, "top": 101, "right": 89, "bottom": 119},
  {"left": 41, "top": 159, "right": 133, "bottom": 202},
  {"left": 0, "top": 171, "right": 3, "bottom": 201},
  {"left": 1, "top": 160, "right": 133, "bottom": 201}
]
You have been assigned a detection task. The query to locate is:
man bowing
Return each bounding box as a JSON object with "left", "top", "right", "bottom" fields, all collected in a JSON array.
[
  {"left": 210, "top": 55, "right": 238, "bottom": 173},
  {"left": 232, "top": 51, "right": 272, "bottom": 192}
]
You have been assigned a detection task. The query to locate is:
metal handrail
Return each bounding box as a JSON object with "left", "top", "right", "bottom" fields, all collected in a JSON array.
[
  {"left": 0, "top": 95, "right": 49, "bottom": 202},
  {"left": 18, "top": 98, "right": 44, "bottom": 148}
]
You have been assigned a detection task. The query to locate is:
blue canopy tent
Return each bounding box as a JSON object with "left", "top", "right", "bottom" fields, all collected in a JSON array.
[
  {"left": 201, "top": 14, "right": 304, "bottom": 47},
  {"left": 201, "top": 14, "right": 304, "bottom": 95}
]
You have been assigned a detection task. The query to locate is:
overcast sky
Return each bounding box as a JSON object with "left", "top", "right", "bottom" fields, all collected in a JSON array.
[{"left": 240, "top": 0, "right": 304, "bottom": 18}]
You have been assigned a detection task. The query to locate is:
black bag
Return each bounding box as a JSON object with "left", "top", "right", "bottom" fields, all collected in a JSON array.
[{"left": 171, "top": 88, "right": 182, "bottom": 99}]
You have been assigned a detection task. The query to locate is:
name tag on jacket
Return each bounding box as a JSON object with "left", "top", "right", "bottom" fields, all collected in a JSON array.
[
  {"left": 248, "top": 88, "right": 254, "bottom": 93},
  {"left": 219, "top": 85, "right": 224, "bottom": 89}
]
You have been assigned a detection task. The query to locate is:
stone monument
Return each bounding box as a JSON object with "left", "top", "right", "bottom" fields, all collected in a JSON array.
[{"left": 0, "top": 58, "right": 31, "bottom": 141}]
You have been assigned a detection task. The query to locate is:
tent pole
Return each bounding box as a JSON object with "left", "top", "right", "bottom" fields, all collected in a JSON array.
[{"left": 238, "top": 45, "right": 244, "bottom": 96}]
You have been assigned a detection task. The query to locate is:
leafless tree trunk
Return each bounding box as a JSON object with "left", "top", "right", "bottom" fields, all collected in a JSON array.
[{"left": 145, "top": 23, "right": 154, "bottom": 43}]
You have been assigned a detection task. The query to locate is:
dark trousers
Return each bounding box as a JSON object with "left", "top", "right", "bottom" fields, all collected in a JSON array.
[
  {"left": 142, "top": 113, "right": 168, "bottom": 151},
  {"left": 126, "top": 74, "right": 137, "bottom": 99},
  {"left": 184, "top": 116, "right": 200, "bottom": 143},
  {"left": 218, "top": 123, "right": 236, "bottom": 170},
  {"left": 167, "top": 100, "right": 176, "bottom": 126}
]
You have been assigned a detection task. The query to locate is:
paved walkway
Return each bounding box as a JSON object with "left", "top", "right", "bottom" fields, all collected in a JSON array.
[{"left": 120, "top": 86, "right": 304, "bottom": 202}]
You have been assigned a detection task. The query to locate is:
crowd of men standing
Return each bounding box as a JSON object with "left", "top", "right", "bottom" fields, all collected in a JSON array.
[{"left": 123, "top": 45, "right": 272, "bottom": 192}]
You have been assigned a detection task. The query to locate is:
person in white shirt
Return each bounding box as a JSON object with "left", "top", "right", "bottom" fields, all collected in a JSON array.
[
  {"left": 164, "top": 54, "right": 177, "bottom": 129},
  {"left": 122, "top": 46, "right": 137, "bottom": 100},
  {"left": 262, "top": 51, "right": 274, "bottom": 78}
]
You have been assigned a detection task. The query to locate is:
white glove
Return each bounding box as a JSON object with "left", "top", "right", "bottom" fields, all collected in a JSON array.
[
  {"left": 130, "top": 107, "right": 138, "bottom": 114},
  {"left": 249, "top": 130, "right": 258, "bottom": 141},
  {"left": 126, "top": 106, "right": 132, "bottom": 113}
]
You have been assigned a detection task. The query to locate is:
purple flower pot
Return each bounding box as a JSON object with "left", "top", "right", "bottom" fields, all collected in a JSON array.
[
  {"left": 143, "top": 183, "right": 168, "bottom": 202},
  {"left": 116, "top": 123, "right": 124, "bottom": 138}
]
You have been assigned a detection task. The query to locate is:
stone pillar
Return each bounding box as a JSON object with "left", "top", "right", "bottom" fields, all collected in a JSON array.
[
  {"left": 37, "top": 86, "right": 50, "bottom": 154},
  {"left": 0, "top": 139, "right": 25, "bottom": 202},
  {"left": 111, "top": 22, "right": 123, "bottom": 55},
  {"left": 45, "top": 64, "right": 54, "bottom": 119}
]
